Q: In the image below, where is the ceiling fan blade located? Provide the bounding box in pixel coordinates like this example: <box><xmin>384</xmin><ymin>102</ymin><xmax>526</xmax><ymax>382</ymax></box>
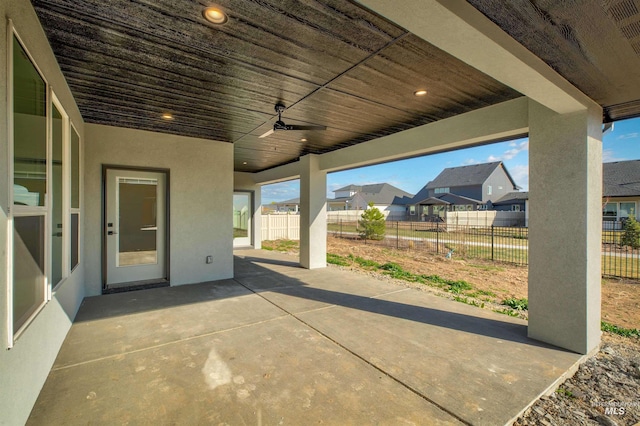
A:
<box><xmin>286</xmin><ymin>125</ymin><xmax>327</xmax><ymax>131</ymax></box>
<box><xmin>259</xmin><ymin>128</ymin><xmax>275</xmax><ymax>138</ymax></box>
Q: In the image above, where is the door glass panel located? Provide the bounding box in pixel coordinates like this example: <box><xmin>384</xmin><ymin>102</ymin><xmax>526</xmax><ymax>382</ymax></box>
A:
<box><xmin>13</xmin><ymin>216</ymin><xmax>46</xmax><ymax>333</ymax></box>
<box><xmin>13</xmin><ymin>36</ymin><xmax>47</xmax><ymax>207</ymax></box>
<box><xmin>71</xmin><ymin>213</ymin><xmax>79</xmax><ymax>271</ymax></box>
<box><xmin>71</xmin><ymin>127</ymin><xmax>80</xmax><ymax>208</ymax></box>
<box><xmin>233</xmin><ymin>193</ymin><xmax>250</xmax><ymax>240</ymax></box>
<box><xmin>118</xmin><ymin>178</ymin><xmax>158</xmax><ymax>266</ymax></box>
<box><xmin>52</xmin><ymin>104</ymin><xmax>63</xmax><ymax>286</ymax></box>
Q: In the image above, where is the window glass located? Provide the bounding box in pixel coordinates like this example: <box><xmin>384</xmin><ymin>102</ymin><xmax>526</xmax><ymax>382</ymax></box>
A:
<box><xmin>603</xmin><ymin>202</ymin><xmax>617</xmax><ymax>221</ymax></box>
<box><xmin>487</xmin><ymin>185</ymin><xmax>492</xmax><ymax>195</ymax></box>
<box><xmin>409</xmin><ymin>205</ymin><xmax>416</xmax><ymax>215</ymax></box>
<box><xmin>13</xmin><ymin>37</ymin><xmax>47</xmax><ymax>207</ymax></box>
<box><xmin>13</xmin><ymin>216</ymin><xmax>46</xmax><ymax>333</ymax></box>
<box><xmin>118</xmin><ymin>179</ymin><xmax>158</xmax><ymax>266</ymax></box>
<box><xmin>620</xmin><ymin>202</ymin><xmax>636</xmax><ymax>219</ymax></box>
<box><xmin>233</xmin><ymin>193</ymin><xmax>250</xmax><ymax>239</ymax></box>
<box><xmin>71</xmin><ymin>127</ymin><xmax>80</xmax><ymax>208</ymax></box>
<box><xmin>71</xmin><ymin>214</ymin><xmax>79</xmax><ymax>271</ymax></box>
<box><xmin>52</xmin><ymin>104</ymin><xmax>64</xmax><ymax>286</ymax></box>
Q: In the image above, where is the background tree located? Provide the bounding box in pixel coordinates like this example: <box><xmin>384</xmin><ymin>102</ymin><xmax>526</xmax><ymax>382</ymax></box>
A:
<box><xmin>620</xmin><ymin>216</ymin><xmax>640</xmax><ymax>249</ymax></box>
<box><xmin>359</xmin><ymin>202</ymin><xmax>386</xmax><ymax>241</ymax></box>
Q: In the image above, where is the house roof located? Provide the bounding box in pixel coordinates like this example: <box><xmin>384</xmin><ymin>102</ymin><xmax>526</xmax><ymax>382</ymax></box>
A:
<box><xmin>426</xmin><ymin>162</ymin><xmax>518</xmax><ymax>190</ymax></box>
<box><xmin>31</xmin><ymin>1</ymin><xmax>640</xmax><ymax>173</ymax></box>
<box><xmin>603</xmin><ymin>160</ymin><xmax>640</xmax><ymax>197</ymax></box>
<box><xmin>333</xmin><ymin>184</ymin><xmax>361</xmax><ymax>192</ymax></box>
<box><xmin>412</xmin><ymin>193</ymin><xmax>482</xmax><ymax>206</ymax></box>
<box><xmin>274</xmin><ymin>197</ymin><xmax>300</xmax><ymax>205</ymax></box>
<box><xmin>493</xmin><ymin>192</ymin><xmax>529</xmax><ymax>205</ymax></box>
<box><xmin>332</xmin><ymin>183</ymin><xmax>413</xmax><ymax>206</ymax></box>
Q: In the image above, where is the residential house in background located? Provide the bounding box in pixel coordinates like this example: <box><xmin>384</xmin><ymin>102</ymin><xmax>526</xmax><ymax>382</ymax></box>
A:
<box><xmin>327</xmin><ymin>183</ymin><xmax>413</xmax><ymax>219</ymax></box>
<box><xmin>603</xmin><ymin>160</ymin><xmax>640</xmax><ymax>227</ymax></box>
<box><xmin>493</xmin><ymin>191</ymin><xmax>529</xmax><ymax>212</ymax></box>
<box><xmin>271</xmin><ymin>197</ymin><xmax>301</xmax><ymax>213</ymax></box>
<box><xmin>405</xmin><ymin>162</ymin><xmax>520</xmax><ymax>220</ymax></box>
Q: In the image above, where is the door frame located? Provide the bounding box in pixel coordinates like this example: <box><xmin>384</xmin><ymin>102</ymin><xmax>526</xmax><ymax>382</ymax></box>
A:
<box><xmin>233</xmin><ymin>190</ymin><xmax>254</xmax><ymax>248</ymax></box>
<box><xmin>101</xmin><ymin>165</ymin><xmax>170</xmax><ymax>292</ymax></box>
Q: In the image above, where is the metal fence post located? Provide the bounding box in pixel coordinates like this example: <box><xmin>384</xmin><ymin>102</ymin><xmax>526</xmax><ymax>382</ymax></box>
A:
<box><xmin>491</xmin><ymin>225</ymin><xmax>495</xmax><ymax>261</ymax></box>
<box><xmin>340</xmin><ymin>219</ymin><xmax>342</xmax><ymax>238</ymax></box>
<box><xmin>396</xmin><ymin>221</ymin><xmax>399</xmax><ymax>249</ymax></box>
<box><xmin>436</xmin><ymin>221</ymin><xmax>439</xmax><ymax>253</ymax></box>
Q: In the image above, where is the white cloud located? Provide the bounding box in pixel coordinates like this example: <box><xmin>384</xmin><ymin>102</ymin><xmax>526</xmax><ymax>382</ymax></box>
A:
<box><xmin>602</xmin><ymin>149</ymin><xmax>625</xmax><ymax>163</ymax></box>
<box><xmin>509</xmin><ymin>164</ymin><xmax>529</xmax><ymax>191</ymax></box>
<box><xmin>617</xmin><ymin>132</ymin><xmax>639</xmax><ymax>140</ymax></box>
<box><xmin>463</xmin><ymin>158</ymin><xmax>479</xmax><ymax>165</ymax></box>
<box><xmin>487</xmin><ymin>140</ymin><xmax>528</xmax><ymax>163</ymax></box>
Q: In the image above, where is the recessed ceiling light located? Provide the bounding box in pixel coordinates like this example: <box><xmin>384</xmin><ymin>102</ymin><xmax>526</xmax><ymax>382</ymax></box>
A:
<box><xmin>242</xmin><ymin>161</ymin><xmax>247</xmax><ymax>165</ymax></box>
<box><xmin>162</xmin><ymin>113</ymin><xmax>174</xmax><ymax>120</ymax></box>
<box><xmin>414</xmin><ymin>89</ymin><xmax>428</xmax><ymax>96</ymax></box>
<box><xmin>300</xmin><ymin>138</ymin><xmax>307</xmax><ymax>142</ymax></box>
<box><xmin>203</xmin><ymin>7</ymin><xmax>228</xmax><ymax>24</ymax></box>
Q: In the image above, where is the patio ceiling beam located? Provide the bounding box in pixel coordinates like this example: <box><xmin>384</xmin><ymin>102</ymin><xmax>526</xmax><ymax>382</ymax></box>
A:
<box><xmin>356</xmin><ymin>0</ymin><xmax>599</xmax><ymax>115</ymax></box>
<box><xmin>251</xmin><ymin>97</ymin><xmax>528</xmax><ymax>183</ymax></box>
<box><xmin>318</xmin><ymin>96</ymin><xmax>528</xmax><ymax>174</ymax></box>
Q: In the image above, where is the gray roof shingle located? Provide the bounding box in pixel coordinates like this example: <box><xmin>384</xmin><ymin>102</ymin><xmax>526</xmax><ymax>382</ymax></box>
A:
<box><xmin>426</xmin><ymin>162</ymin><xmax>507</xmax><ymax>188</ymax></box>
<box><xmin>493</xmin><ymin>191</ymin><xmax>529</xmax><ymax>205</ymax></box>
<box><xmin>603</xmin><ymin>160</ymin><xmax>640</xmax><ymax>197</ymax></box>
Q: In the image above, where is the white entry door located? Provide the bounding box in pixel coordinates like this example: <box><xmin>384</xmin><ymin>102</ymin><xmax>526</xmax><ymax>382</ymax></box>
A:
<box><xmin>106</xmin><ymin>169</ymin><xmax>166</xmax><ymax>285</ymax></box>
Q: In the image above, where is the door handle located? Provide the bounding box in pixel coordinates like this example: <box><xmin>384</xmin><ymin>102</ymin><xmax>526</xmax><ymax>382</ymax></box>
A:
<box><xmin>108</xmin><ymin>231</ymin><xmax>118</xmax><ymax>235</ymax></box>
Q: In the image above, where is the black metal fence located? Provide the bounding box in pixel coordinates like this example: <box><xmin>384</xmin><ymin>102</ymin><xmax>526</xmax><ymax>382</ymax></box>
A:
<box><xmin>602</xmin><ymin>221</ymin><xmax>639</xmax><ymax>280</ymax></box>
<box><xmin>327</xmin><ymin>220</ymin><xmax>639</xmax><ymax>280</ymax></box>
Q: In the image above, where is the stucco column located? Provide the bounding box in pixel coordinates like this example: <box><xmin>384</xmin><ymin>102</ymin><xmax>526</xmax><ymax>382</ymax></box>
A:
<box><xmin>300</xmin><ymin>154</ymin><xmax>327</xmax><ymax>269</ymax></box>
<box><xmin>528</xmin><ymin>100</ymin><xmax>602</xmax><ymax>354</ymax></box>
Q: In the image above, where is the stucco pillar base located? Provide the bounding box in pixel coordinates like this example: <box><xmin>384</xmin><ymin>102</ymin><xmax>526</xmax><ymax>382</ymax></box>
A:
<box><xmin>300</xmin><ymin>155</ymin><xmax>327</xmax><ymax>269</ymax></box>
<box><xmin>528</xmin><ymin>100</ymin><xmax>602</xmax><ymax>355</ymax></box>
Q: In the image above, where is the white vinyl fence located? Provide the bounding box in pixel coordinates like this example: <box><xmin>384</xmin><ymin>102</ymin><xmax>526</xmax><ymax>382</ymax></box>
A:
<box><xmin>261</xmin><ymin>214</ymin><xmax>300</xmax><ymax>240</ymax></box>
<box><xmin>445</xmin><ymin>211</ymin><xmax>525</xmax><ymax>227</ymax></box>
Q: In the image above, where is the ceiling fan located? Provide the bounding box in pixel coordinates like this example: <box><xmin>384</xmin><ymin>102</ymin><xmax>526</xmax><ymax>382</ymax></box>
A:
<box><xmin>259</xmin><ymin>103</ymin><xmax>327</xmax><ymax>138</ymax></box>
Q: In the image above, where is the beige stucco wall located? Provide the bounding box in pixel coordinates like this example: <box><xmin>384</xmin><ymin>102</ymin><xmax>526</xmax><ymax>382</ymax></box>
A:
<box><xmin>84</xmin><ymin>124</ymin><xmax>234</xmax><ymax>295</ymax></box>
<box><xmin>1</xmin><ymin>0</ymin><xmax>86</xmax><ymax>424</ymax></box>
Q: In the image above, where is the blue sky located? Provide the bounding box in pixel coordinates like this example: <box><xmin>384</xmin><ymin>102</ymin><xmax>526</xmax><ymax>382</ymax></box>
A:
<box><xmin>261</xmin><ymin>117</ymin><xmax>640</xmax><ymax>204</ymax></box>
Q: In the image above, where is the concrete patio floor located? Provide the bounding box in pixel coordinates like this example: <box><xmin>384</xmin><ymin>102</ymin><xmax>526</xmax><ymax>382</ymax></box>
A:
<box><xmin>28</xmin><ymin>249</ymin><xmax>586</xmax><ymax>425</ymax></box>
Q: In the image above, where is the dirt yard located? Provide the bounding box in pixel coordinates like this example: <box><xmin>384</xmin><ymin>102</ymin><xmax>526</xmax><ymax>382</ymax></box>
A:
<box><xmin>264</xmin><ymin>236</ymin><xmax>640</xmax><ymax>330</ymax></box>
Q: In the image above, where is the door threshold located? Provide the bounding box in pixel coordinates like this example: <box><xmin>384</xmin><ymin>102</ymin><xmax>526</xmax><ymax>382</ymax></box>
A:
<box><xmin>103</xmin><ymin>279</ymin><xmax>169</xmax><ymax>294</ymax></box>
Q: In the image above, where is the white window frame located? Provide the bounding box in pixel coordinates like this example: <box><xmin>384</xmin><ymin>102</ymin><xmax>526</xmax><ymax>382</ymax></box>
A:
<box><xmin>69</xmin><ymin>122</ymin><xmax>82</xmax><ymax>273</ymax></box>
<box><xmin>51</xmin><ymin>93</ymin><xmax>70</xmax><ymax>291</ymax></box>
<box><xmin>6</xmin><ymin>24</ymin><xmax>80</xmax><ymax>347</ymax></box>
<box><xmin>7</xmin><ymin>24</ymin><xmax>52</xmax><ymax>345</ymax></box>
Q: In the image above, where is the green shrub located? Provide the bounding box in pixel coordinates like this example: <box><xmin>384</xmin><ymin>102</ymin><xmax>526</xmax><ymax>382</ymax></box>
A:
<box><xmin>380</xmin><ymin>262</ymin><xmax>423</xmax><ymax>282</ymax></box>
<box><xmin>620</xmin><ymin>216</ymin><xmax>640</xmax><ymax>249</ymax></box>
<box><xmin>353</xmin><ymin>256</ymin><xmax>381</xmax><ymax>268</ymax></box>
<box><xmin>359</xmin><ymin>203</ymin><xmax>386</xmax><ymax>240</ymax></box>
<box><xmin>327</xmin><ymin>253</ymin><xmax>350</xmax><ymax>266</ymax></box>
<box><xmin>601</xmin><ymin>321</ymin><xmax>640</xmax><ymax>338</ymax></box>
<box><xmin>501</xmin><ymin>297</ymin><xmax>528</xmax><ymax>310</ymax></box>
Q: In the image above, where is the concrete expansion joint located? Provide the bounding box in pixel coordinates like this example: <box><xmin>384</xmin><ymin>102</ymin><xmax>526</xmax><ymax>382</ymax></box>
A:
<box><xmin>51</xmin><ymin>315</ymin><xmax>289</xmax><ymax>372</ymax></box>
<box><xmin>370</xmin><ymin>288</ymin><xmax>411</xmax><ymax>299</ymax></box>
<box><xmin>232</xmin><ymin>279</ymin><xmax>473</xmax><ymax>426</ymax></box>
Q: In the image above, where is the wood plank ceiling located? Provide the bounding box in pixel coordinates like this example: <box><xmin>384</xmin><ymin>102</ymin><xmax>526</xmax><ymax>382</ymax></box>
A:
<box><xmin>31</xmin><ymin>0</ymin><xmax>640</xmax><ymax>173</ymax></box>
<box><xmin>467</xmin><ymin>0</ymin><xmax>640</xmax><ymax>122</ymax></box>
